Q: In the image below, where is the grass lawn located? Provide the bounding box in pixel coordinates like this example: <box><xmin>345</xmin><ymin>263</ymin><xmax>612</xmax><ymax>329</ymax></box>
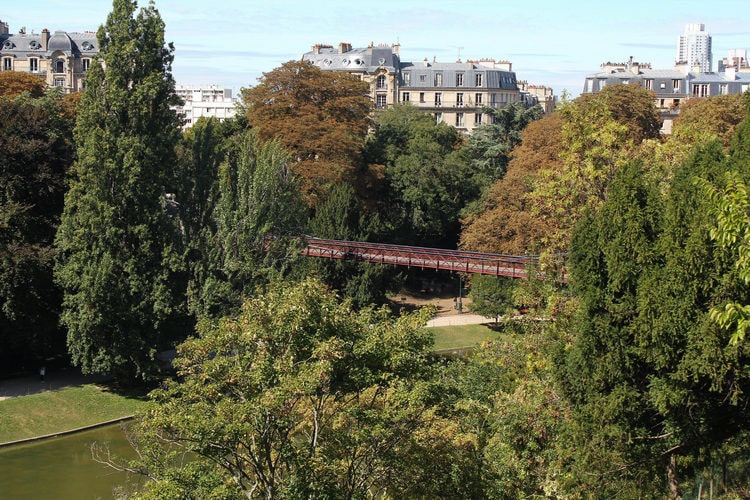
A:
<box><xmin>0</xmin><ymin>384</ymin><xmax>147</xmax><ymax>444</ymax></box>
<box><xmin>428</xmin><ymin>323</ymin><xmax>504</xmax><ymax>350</ymax></box>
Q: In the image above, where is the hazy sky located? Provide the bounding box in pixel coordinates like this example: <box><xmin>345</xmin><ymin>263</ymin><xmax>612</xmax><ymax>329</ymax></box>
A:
<box><xmin>3</xmin><ymin>0</ymin><xmax>749</xmax><ymax>97</ymax></box>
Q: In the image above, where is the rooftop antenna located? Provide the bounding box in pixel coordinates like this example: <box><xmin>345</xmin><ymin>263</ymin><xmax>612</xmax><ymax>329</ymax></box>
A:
<box><xmin>456</xmin><ymin>46</ymin><xmax>464</xmax><ymax>62</ymax></box>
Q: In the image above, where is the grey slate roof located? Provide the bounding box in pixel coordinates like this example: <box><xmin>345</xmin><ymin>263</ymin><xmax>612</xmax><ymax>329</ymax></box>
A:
<box><xmin>0</xmin><ymin>30</ymin><xmax>97</xmax><ymax>59</ymax></box>
<box><xmin>302</xmin><ymin>45</ymin><xmax>399</xmax><ymax>73</ymax></box>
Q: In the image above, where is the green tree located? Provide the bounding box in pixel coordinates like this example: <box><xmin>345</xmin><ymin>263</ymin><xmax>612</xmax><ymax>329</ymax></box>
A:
<box><xmin>0</xmin><ymin>92</ymin><xmax>73</xmax><ymax>373</ymax></box>
<box><xmin>464</xmin><ymin>102</ymin><xmax>544</xmax><ymax>182</ymax></box>
<box><xmin>196</xmin><ymin>130</ymin><xmax>306</xmax><ymax>317</ymax></box>
<box><xmin>54</xmin><ymin>0</ymin><xmax>183</xmax><ymax>381</ymax></box>
<box><xmin>364</xmin><ymin>104</ymin><xmax>479</xmax><ymax>248</ymax></box>
<box><xmin>242</xmin><ymin>61</ymin><xmax>372</xmax><ymax>207</ymax></box>
<box><xmin>121</xmin><ymin>278</ymin><xmax>438</xmax><ymax>498</ymax></box>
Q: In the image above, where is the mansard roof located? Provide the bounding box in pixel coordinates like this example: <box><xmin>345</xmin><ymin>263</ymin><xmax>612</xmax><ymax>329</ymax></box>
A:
<box><xmin>0</xmin><ymin>29</ymin><xmax>97</xmax><ymax>59</ymax></box>
<box><xmin>302</xmin><ymin>44</ymin><xmax>399</xmax><ymax>73</ymax></box>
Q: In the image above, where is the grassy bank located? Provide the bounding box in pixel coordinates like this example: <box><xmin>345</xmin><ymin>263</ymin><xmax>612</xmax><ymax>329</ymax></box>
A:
<box><xmin>428</xmin><ymin>323</ymin><xmax>503</xmax><ymax>350</ymax></box>
<box><xmin>0</xmin><ymin>384</ymin><xmax>147</xmax><ymax>443</ymax></box>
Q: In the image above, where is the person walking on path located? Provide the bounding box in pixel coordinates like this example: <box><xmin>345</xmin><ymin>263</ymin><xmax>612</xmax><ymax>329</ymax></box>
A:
<box><xmin>39</xmin><ymin>366</ymin><xmax>46</xmax><ymax>382</ymax></box>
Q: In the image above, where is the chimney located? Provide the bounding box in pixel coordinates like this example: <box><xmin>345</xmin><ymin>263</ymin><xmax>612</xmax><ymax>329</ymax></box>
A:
<box><xmin>42</xmin><ymin>29</ymin><xmax>50</xmax><ymax>51</ymax></box>
<box><xmin>338</xmin><ymin>42</ymin><xmax>351</xmax><ymax>54</ymax></box>
<box><xmin>392</xmin><ymin>42</ymin><xmax>400</xmax><ymax>56</ymax></box>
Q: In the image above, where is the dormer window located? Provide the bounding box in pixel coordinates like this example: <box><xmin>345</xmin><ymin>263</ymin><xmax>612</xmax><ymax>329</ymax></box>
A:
<box><xmin>2</xmin><ymin>40</ymin><xmax>14</xmax><ymax>50</ymax></box>
<box><xmin>81</xmin><ymin>41</ymin><xmax>94</xmax><ymax>51</ymax></box>
<box><xmin>29</xmin><ymin>40</ymin><xmax>41</xmax><ymax>50</ymax></box>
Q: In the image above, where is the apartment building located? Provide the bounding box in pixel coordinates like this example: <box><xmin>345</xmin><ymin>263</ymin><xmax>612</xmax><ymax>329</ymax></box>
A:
<box><xmin>302</xmin><ymin>42</ymin><xmax>554</xmax><ymax>133</ymax></box>
<box><xmin>173</xmin><ymin>85</ymin><xmax>238</xmax><ymax>129</ymax></box>
<box><xmin>678</xmin><ymin>23</ymin><xmax>712</xmax><ymax>73</ymax></box>
<box><xmin>0</xmin><ymin>20</ymin><xmax>98</xmax><ymax>93</ymax></box>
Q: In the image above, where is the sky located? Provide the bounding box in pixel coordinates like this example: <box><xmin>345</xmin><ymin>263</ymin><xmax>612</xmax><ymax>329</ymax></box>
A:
<box><xmin>3</xmin><ymin>0</ymin><xmax>750</xmax><ymax>98</ymax></box>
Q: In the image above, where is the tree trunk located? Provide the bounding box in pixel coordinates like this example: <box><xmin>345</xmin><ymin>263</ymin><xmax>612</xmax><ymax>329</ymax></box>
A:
<box><xmin>668</xmin><ymin>453</ymin><xmax>682</xmax><ymax>499</ymax></box>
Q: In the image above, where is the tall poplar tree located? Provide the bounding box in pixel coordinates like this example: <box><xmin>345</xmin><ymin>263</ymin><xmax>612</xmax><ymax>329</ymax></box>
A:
<box><xmin>54</xmin><ymin>0</ymin><xmax>182</xmax><ymax>381</ymax></box>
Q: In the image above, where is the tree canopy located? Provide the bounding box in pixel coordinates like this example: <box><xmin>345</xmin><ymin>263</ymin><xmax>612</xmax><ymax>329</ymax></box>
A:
<box><xmin>54</xmin><ymin>0</ymin><xmax>183</xmax><ymax>381</ymax></box>
<box><xmin>242</xmin><ymin>61</ymin><xmax>373</xmax><ymax>207</ymax></box>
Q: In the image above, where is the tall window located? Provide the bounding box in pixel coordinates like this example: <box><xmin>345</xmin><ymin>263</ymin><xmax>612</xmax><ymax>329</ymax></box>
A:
<box><xmin>720</xmin><ymin>83</ymin><xmax>728</xmax><ymax>95</ymax></box>
<box><xmin>456</xmin><ymin>73</ymin><xmax>464</xmax><ymax>86</ymax></box>
<box><xmin>419</xmin><ymin>92</ymin><xmax>425</xmax><ymax>103</ymax></box>
<box><xmin>475</xmin><ymin>93</ymin><xmax>482</xmax><ymax>105</ymax></box>
<box><xmin>644</xmin><ymin>79</ymin><xmax>653</xmax><ymax>90</ymax></box>
<box><xmin>402</xmin><ymin>92</ymin><xmax>410</xmax><ymax>102</ymax></box>
<box><xmin>456</xmin><ymin>93</ymin><xmax>464</xmax><ymax>107</ymax></box>
<box><xmin>434</xmin><ymin>72</ymin><xmax>442</xmax><ymax>87</ymax></box>
<box><xmin>376</xmin><ymin>75</ymin><xmax>387</xmax><ymax>90</ymax></box>
<box><xmin>693</xmin><ymin>84</ymin><xmax>709</xmax><ymax>97</ymax></box>
<box><xmin>376</xmin><ymin>94</ymin><xmax>387</xmax><ymax>108</ymax></box>
<box><xmin>474</xmin><ymin>113</ymin><xmax>482</xmax><ymax>125</ymax></box>
<box><xmin>475</xmin><ymin>73</ymin><xmax>483</xmax><ymax>87</ymax></box>
<box><xmin>29</xmin><ymin>58</ymin><xmax>38</xmax><ymax>72</ymax></box>
<box><xmin>435</xmin><ymin>112</ymin><xmax>442</xmax><ymax>124</ymax></box>
<box><xmin>82</xmin><ymin>58</ymin><xmax>90</xmax><ymax>72</ymax></box>
<box><xmin>435</xmin><ymin>92</ymin><xmax>442</xmax><ymax>106</ymax></box>
<box><xmin>455</xmin><ymin>112</ymin><xmax>464</xmax><ymax>127</ymax></box>
<box><xmin>54</xmin><ymin>60</ymin><xmax>64</xmax><ymax>73</ymax></box>
<box><xmin>403</xmin><ymin>72</ymin><xmax>411</xmax><ymax>86</ymax></box>
<box><xmin>672</xmin><ymin>79</ymin><xmax>681</xmax><ymax>92</ymax></box>
<box><xmin>2</xmin><ymin>57</ymin><xmax>12</xmax><ymax>71</ymax></box>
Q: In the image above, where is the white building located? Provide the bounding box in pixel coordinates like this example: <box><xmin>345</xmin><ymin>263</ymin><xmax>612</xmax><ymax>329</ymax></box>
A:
<box><xmin>173</xmin><ymin>85</ymin><xmax>238</xmax><ymax>129</ymax></box>
<box><xmin>677</xmin><ymin>23</ymin><xmax>712</xmax><ymax>73</ymax></box>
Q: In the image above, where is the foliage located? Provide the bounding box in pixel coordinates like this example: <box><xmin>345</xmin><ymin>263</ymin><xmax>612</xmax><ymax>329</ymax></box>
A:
<box><xmin>364</xmin><ymin>104</ymin><xmax>479</xmax><ymax>248</ymax></box>
<box><xmin>0</xmin><ymin>92</ymin><xmax>73</xmax><ymax>374</ymax></box>
<box><xmin>464</xmin><ymin>102</ymin><xmax>544</xmax><ymax>182</ymax></box>
<box><xmin>467</xmin><ymin>275</ymin><xmax>515</xmax><ymax>322</ymax></box>
<box><xmin>195</xmin><ymin>130</ymin><xmax>307</xmax><ymax>318</ymax></box>
<box><xmin>305</xmin><ymin>182</ymin><xmax>400</xmax><ymax>309</ymax></box>
<box><xmin>125</xmin><ymin>278</ymin><xmax>438</xmax><ymax>498</ymax></box>
<box><xmin>560</xmin><ymin>145</ymin><xmax>750</xmax><ymax>495</ymax></box>
<box><xmin>460</xmin><ymin>113</ymin><xmax>563</xmax><ymax>255</ymax></box>
<box><xmin>0</xmin><ymin>70</ymin><xmax>47</xmax><ymax>98</ymax></box>
<box><xmin>242</xmin><ymin>60</ymin><xmax>372</xmax><ymax>207</ymax></box>
<box><xmin>54</xmin><ymin>0</ymin><xmax>183</xmax><ymax>381</ymax></box>
<box><xmin>529</xmin><ymin>84</ymin><xmax>661</xmax><ymax>257</ymax></box>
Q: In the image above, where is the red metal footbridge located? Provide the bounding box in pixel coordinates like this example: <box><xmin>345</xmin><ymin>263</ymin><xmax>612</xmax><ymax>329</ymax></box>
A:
<box><xmin>301</xmin><ymin>237</ymin><xmax>565</xmax><ymax>281</ymax></box>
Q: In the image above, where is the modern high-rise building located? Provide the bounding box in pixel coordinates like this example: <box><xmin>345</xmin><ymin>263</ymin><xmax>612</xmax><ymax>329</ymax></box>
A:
<box><xmin>677</xmin><ymin>23</ymin><xmax>712</xmax><ymax>73</ymax></box>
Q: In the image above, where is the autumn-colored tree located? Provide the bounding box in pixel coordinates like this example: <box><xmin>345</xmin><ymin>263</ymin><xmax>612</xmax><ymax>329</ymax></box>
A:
<box><xmin>0</xmin><ymin>71</ymin><xmax>47</xmax><ymax>98</ymax></box>
<box><xmin>242</xmin><ymin>61</ymin><xmax>372</xmax><ymax>206</ymax></box>
<box><xmin>460</xmin><ymin>113</ymin><xmax>563</xmax><ymax>255</ymax></box>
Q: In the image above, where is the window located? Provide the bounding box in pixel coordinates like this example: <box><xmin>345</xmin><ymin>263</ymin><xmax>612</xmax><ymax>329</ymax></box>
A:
<box><xmin>456</xmin><ymin>73</ymin><xmax>464</xmax><ymax>86</ymax></box>
<box><xmin>434</xmin><ymin>72</ymin><xmax>442</xmax><ymax>87</ymax></box>
<box><xmin>29</xmin><ymin>58</ymin><xmax>38</xmax><ymax>72</ymax></box>
<box><xmin>435</xmin><ymin>92</ymin><xmax>442</xmax><ymax>106</ymax></box>
<box><xmin>402</xmin><ymin>92</ymin><xmax>410</xmax><ymax>102</ymax></box>
<box><xmin>644</xmin><ymin>79</ymin><xmax>653</xmax><ymax>90</ymax></box>
<box><xmin>720</xmin><ymin>83</ymin><xmax>728</xmax><ymax>95</ymax></box>
<box><xmin>456</xmin><ymin>93</ymin><xmax>464</xmax><ymax>107</ymax></box>
<box><xmin>403</xmin><ymin>72</ymin><xmax>411</xmax><ymax>86</ymax></box>
<box><xmin>82</xmin><ymin>58</ymin><xmax>90</xmax><ymax>72</ymax></box>
<box><xmin>693</xmin><ymin>84</ymin><xmax>709</xmax><ymax>97</ymax></box>
<box><xmin>435</xmin><ymin>112</ymin><xmax>442</xmax><ymax>124</ymax></box>
<box><xmin>475</xmin><ymin>73</ymin><xmax>483</xmax><ymax>87</ymax></box>
<box><xmin>2</xmin><ymin>57</ymin><xmax>12</xmax><ymax>71</ymax></box>
<box><xmin>474</xmin><ymin>113</ymin><xmax>482</xmax><ymax>125</ymax></box>
<box><xmin>672</xmin><ymin>79</ymin><xmax>681</xmax><ymax>92</ymax></box>
<box><xmin>376</xmin><ymin>75</ymin><xmax>387</xmax><ymax>90</ymax></box>
<box><xmin>376</xmin><ymin>94</ymin><xmax>387</xmax><ymax>108</ymax></box>
<box><xmin>419</xmin><ymin>74</ymin><xmax>426</xmax><ymax>83</ymax></box>
<box><xmin>455</xmin><ymin>112</ymin><xmax>464</xmax><ymax>127</ymax></box>
<box><xmin>419</xmin><ymin>92</ymin><xmax>425</xmax><ymax>103</ymax></box>
<box><xmin>475</xmin><ymin>93</ymin><xmax>482</xmax><ymax>105</ymax></box>
<box><xmin>54</xmin><ymin>60</ymin><xmax>64</xmax><ymax>73</ymax></box>
<box><xmin>54</xmin><ymin>77</ymin><xmax>65</xmax><ymax>87</ymax></box>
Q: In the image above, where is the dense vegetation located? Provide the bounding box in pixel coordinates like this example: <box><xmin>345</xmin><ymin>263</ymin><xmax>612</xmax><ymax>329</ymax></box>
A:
<box><xmin>1</xmin><ymin>0</ymin><xmax>749</xmax><ymax>496</ymax></box>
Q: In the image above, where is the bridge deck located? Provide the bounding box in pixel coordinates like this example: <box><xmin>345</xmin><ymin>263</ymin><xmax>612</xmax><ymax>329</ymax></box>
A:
<box><xmin>301</xmin><ymin>237</ymin><xmax>554</xmax><ymax>279</ymax></box>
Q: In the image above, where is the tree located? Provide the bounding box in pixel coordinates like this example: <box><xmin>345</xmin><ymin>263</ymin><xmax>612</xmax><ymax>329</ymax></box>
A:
<box><xmin>195</xmin><ymin>130</ymin><xmax>307</xmax><ymax>318</ymax></box>
<box><xmin>460</xmin><ymin>113</ymin><xmax>563</xmax><ymax>255</ymax></box>
<box><xmin>364</xmin><ymin>104</ymin><xmax>479</xmax><ymax>248</ymax></box>
<box><xmin>120</xmin><ymin>278</ymin><xmax>438</xmax><ymax>498</ymax></box>
<box><xmin>464</xmin><ymin>102</ymin><xmax>544</xmax><ymax>183</ymax></box>
<box><xmin>54</xmin><ymin>0</ymin><xmax>183</xmax><ymax>381</ymax></box>
<box><xmin>0</xmin><ymin>71</ymin><xmax>47</xmax><ymax>98</ymax></box>
<box><xmin>242</xmin><ymin>61</ymin><xmax>372</xmax><ymax>206</ymax></box>
<box><xmin>528</xmin><ymin>84</ymin><xmax>661</xmax><ymax>257</ymax></box>
<box><xmin>0</xmin><ymin>92</ymin><xmax>73</xmax><ymax>374</ymax></box>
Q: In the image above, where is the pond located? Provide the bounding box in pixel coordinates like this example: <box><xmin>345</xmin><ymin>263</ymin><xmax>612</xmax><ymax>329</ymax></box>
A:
<box><xmin>0</xmin><ymin>424</ymin><xmax>145</xmax><ymax>499</ymax></box>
